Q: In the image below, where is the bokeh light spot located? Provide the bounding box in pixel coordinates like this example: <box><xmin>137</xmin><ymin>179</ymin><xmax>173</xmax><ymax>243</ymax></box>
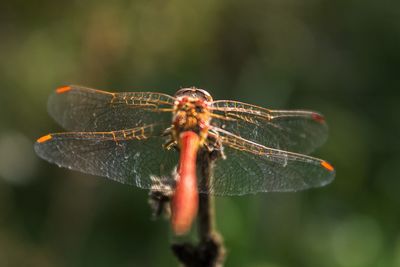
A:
<box><xmin>0</xmin><ymin>131</ymin><xmax>38</xmax><ymax>185</ymax></box>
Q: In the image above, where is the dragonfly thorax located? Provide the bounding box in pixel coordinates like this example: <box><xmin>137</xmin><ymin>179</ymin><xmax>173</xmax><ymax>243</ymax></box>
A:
<box><xmin>172</xmin><ymin>93</ymin><xmax>212</xmax><ymax>147</ymax></box>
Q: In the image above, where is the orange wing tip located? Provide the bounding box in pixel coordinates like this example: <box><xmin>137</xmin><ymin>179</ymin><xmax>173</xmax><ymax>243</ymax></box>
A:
<box><xmin>321</xmin><ymin>160</ymin><xmax>334</xmax><ymax>172</ymax></box>
<box><xmin>37</xmin><ymin>134</ymin><xmax>52</xmax><ymax>143</ymax></box>
<box><xmin>311</xmin><ymin>113</ymin><xmax>325</xmax><ymax>123</ymax></box>
<box><xmin>56</xmin><ymin>86</ymin><xmax>72</xmax><ymax>94</ymax></box>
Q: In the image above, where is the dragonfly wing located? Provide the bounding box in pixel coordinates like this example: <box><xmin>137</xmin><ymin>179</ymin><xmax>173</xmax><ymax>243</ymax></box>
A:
<box><xmin>210</xmin><ymin>100</ymin><xmax>328</xmax><ymax>154</ymax></box>
<box><xmin>34</xmin><ymin>123</ymin><xmax>179</xmax><ymax>190</ymax></box>
<box><xmin>48</xmin><ymin>85</ymin><xmax>175</xmax><ymax>131</ymax></box>
<box><xmin>199</xmin><ymin>128</ymin><xmax>335</xmax><ymax>196</ymax></box>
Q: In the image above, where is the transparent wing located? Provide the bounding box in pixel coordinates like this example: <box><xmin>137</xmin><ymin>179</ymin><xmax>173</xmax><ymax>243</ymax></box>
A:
<box><xmin>210</xmin><ymin>100</ymin><xmax>328</xmax><ymax>154</ymax></box>
<box><xmin>34</xmin><ymin>123</ymin><xmax>178</xmax><ymax>189</ymax></box>
<box><xmin>198</xmin><ymin>128</ymin><xmax>335</xmax><ymax>196</ymax></box>
<box><xmin>48</xmin><ymin>85</ymin><xmax>175</xmax><ymax>131</ymax></box>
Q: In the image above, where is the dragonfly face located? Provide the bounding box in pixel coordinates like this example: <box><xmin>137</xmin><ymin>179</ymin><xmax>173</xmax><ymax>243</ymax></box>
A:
<box><xmin>35</xmin><ymin>85</ymin><xmax>336</xmax><ymax>235</ymax></box>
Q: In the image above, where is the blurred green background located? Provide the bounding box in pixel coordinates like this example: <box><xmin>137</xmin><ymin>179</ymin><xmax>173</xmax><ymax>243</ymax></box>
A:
<box><xmin>1</xmin><ymin>0</ymin><xmax>399</xmax><ymax>266</ymax></box>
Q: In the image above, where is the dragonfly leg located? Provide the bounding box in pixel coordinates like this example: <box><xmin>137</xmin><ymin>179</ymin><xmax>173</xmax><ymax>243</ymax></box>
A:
<box><xmin>163</xmin><ymin>139</ymin><xmax>178</xmax><ymax>150</ymax></box>
<box><xmin>204</xmin><ymin>130</ymin><xmax>226</xmax><ymax>160</ymax></box>
<box><xmin>162</xmin><ymin>126</ymin><xmax>174</xmax><ymax>136</ymax></box>
<box><xmin>148</xmin><ymin>191</ymin><xmax>171</xmax><ymax>219</ymax></box>
<box><xmin>162</xmin><ymin>127</ymin><xmax>178</xmax><ymax>150</ymax></box>
<box><xmin>148</xmin><ymin>172</ymin><xmax>177</xmax><ymax>219</ymax></box>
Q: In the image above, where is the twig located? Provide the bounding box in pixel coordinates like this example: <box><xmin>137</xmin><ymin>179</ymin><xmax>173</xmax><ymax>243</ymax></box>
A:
<box><xmin>171</xmin><ymin>149</ymin><xmax>225</xmax><ymax>267</ymax></box>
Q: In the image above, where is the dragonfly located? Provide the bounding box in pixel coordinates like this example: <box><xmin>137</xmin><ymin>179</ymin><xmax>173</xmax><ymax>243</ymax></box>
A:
<box><xmin>35</xmin><ymin>85</ymin><xmax>335</xmax><ymax>235</ymax></box>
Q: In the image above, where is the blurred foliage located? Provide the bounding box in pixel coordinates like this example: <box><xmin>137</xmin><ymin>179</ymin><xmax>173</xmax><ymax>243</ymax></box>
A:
<box><xmin>0</xmin><ymin>0</ymin><xmax>399</xmax><ymax>266</ymax></box>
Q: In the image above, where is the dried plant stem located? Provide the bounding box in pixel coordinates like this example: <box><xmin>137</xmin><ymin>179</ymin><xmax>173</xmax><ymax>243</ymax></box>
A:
<box><xmin>171</xmin><ymin>150</ymin><xmax>225</xmax><ymax>267</ymax></box>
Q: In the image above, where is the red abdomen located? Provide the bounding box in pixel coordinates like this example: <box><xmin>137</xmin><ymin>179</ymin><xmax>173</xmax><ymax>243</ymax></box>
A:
<box><xmin>171</xmin><ymin>131</ymin><xmax>199</xmax><ymax>235</ymax></box>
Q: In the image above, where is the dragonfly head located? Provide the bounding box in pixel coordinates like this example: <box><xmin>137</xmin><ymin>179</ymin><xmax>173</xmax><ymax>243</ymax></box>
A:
<box><xmin>172</xmin><ymin>88</ymin><xmax>212</xmax><ymax>147</ymax></box>
<box><xmin>174</xmin><ymin>87</ymin><xmax>213</xmax><ymax>102</ymax></box>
